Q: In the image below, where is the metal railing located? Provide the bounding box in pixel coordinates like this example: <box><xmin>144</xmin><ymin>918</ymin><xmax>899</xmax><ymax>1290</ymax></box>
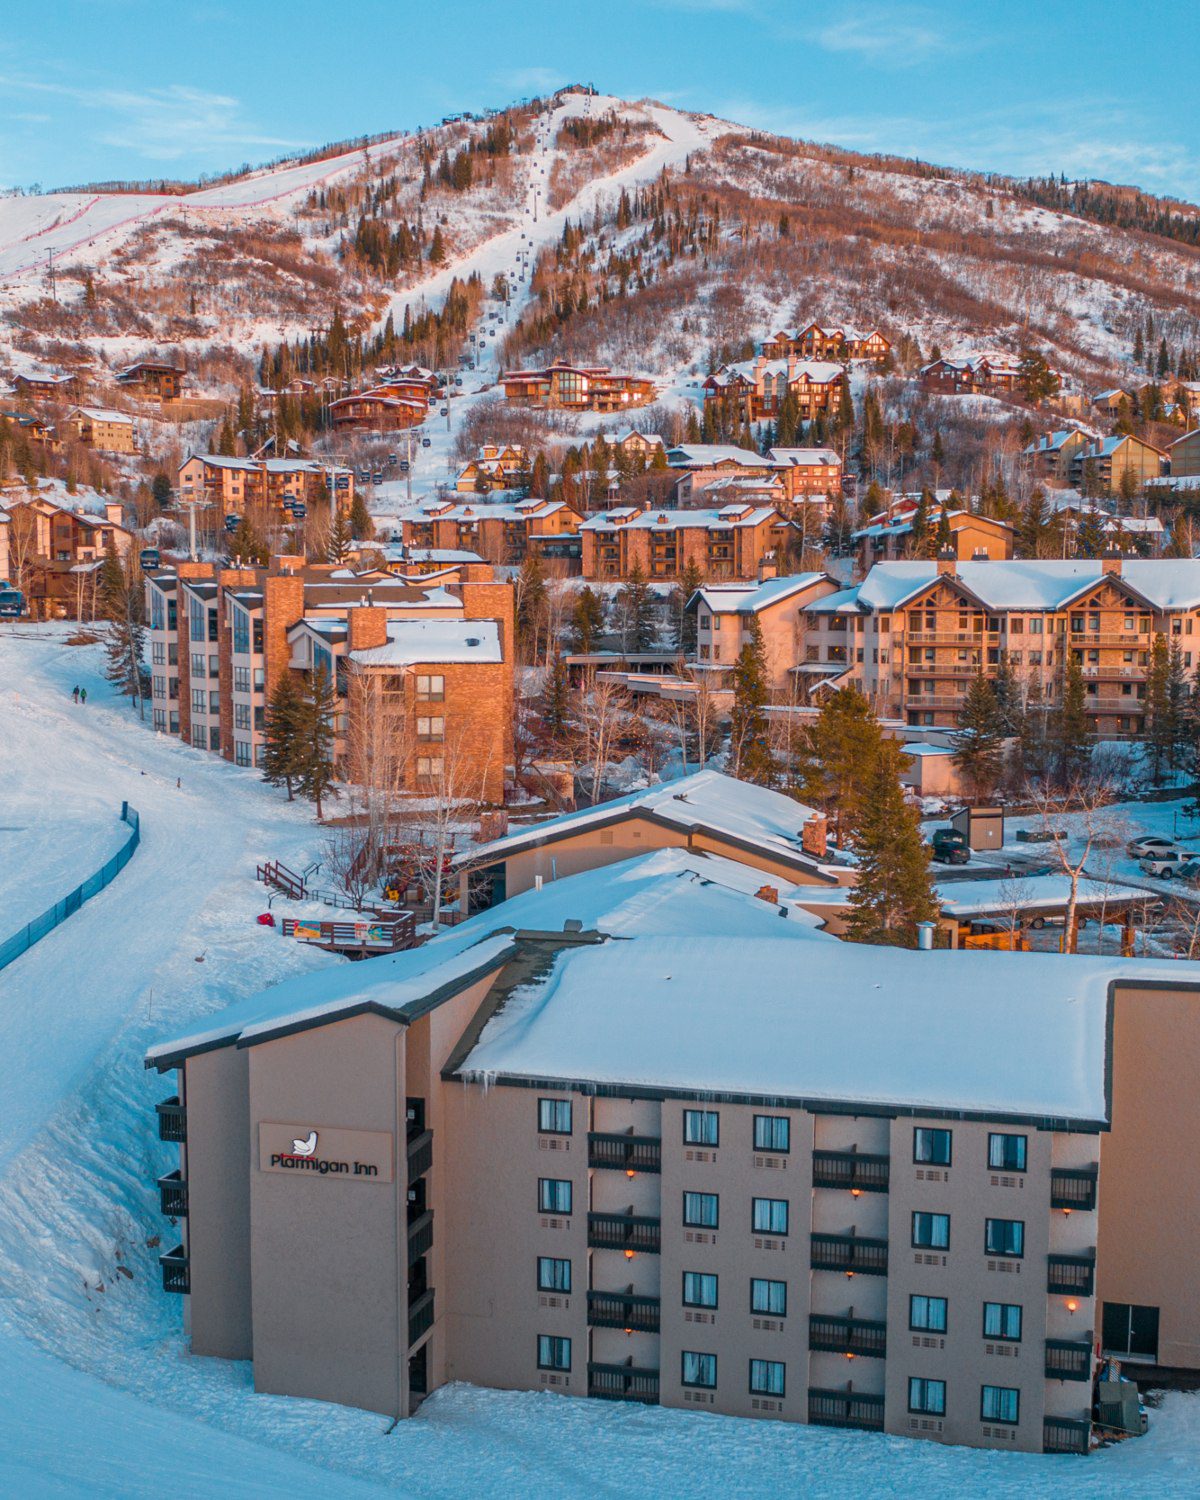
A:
<box><xmin>0</xmin><ymin>803</ymin><xmax>139</xmax><ymax>973</ymax></box>
<box><xmin>1045</xmin><ymin>1339</ymin><xmax>1093</xmax><ymax>1381</ymax></box>
<box><xmin>587</xmin><ymin>1362</ymin><xmax>660</xmax><ymax>1403</ymax></box>
<box><xmin>407</xmin><ymin>1129</ymin><xmax>433</xmax><ymax>1181</ymax></box>
<box><xmin>1048</xmin><ymin>1253</ymin><xmax>1095</xmax><ymax>1296</ymax></box>
<box><xmin>160</xmin><ymin>1245</ymin><xmax>189</xmax><ymax>1294</ymax></box>
<box><xmin>587</xmin><ymin>1291</ymin><xmax>661</xmax><ymax>1332</ymax></box>
<box><xmin>808</xmin><ymin>1388</ymin><xmax>885</xmax><ymax>1430</ymax></box>
<box><xmin>811</xmin><ymin>1234</ymin><xmax>889</xmax><ymax>1276</ymax></box>
<box><xmin>812</xmin><ymin>1150</ymin><xmax>890</xmax><ymax>1193</ymax></box>
<box><xmin>408</xmin><ymin>1288</ymin><xmax>434</xmax><ymax>1347</ymax></box>
<box><xmin>1043</xmin><ymin>1415</ymin><xmax>1091</xmax><ymax>1454</ymax></box>
<box><xmin>809</xmin><ymin>1316</ymin><xmax>887</xmax><ymax>1357</ymax></box>
<box><xmin>588</xmin><ymin>1132</ymin><xmax>662</xmax><ymax>1174</ymax></box>
<box><xmin>408</xmin><ymin>1210</ymin><xmax>433</xmax><ymax>1267</ymax></box>
<box><xmin>587</xmin><ymin>1212</ymin><xmax>661</xmax><ymax>1254</ymax></box>
<box><xmin>157</xmin><ymin>1170</ymin><xmax>188</xmax><ymax>1218</ymax></box>
<box><xmin>156</xmin><ymin>1096</ymin><xmax>187</xmax><ymax>1143</ymax></box>
<box><xmin>1051</xmin><ymin>1167</ymin><xmax>1098</xmax><ymax>1212</ymax></box>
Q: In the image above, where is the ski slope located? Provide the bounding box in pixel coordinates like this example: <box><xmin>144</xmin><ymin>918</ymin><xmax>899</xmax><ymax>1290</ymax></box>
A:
<box><xmin>0</xmin><ymin>625</ymin><xmax>1198</xmax><ymax>1496</ymax></box>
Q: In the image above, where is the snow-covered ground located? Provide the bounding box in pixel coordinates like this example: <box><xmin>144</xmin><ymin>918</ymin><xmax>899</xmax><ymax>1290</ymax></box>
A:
<box><xmin>1</xmin><ymin>623</ymin><xmax>1199</xmax><ymax>1495</ymax></box>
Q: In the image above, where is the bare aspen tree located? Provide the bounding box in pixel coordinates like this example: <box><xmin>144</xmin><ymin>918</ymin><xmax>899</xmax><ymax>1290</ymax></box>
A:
<box><xmin>408</xmin><ymin>726</ymin><xmax>494</xmax><ymax>927</ymax></box>
<box><xmin>1025</xmin><ymin>772</ymin><xmax>1121</xmax><ymax>954</ymax></box>
<box><xmin>575</xmin><ymin>672</ymin><xmax>631</xmax><ymax>805</ymax></box>
<box><xmin>343</xmin><ymin>670</ymin><xmax>413</xmax><ymax>882</ymax></box>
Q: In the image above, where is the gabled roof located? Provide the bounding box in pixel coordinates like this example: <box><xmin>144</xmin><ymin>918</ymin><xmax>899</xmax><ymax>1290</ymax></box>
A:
<box><xmin>857</xmin><ymin>559</ymin><xmax>1200</xmax><ymax>612</ymax></box>
<box><xmin>767</xmin><ymin>447</ymin><xmax>841</xmax><ymax>467</ymax></box>
<box><xmin>665</xmin><ymin>444</ymin><xmax>773</xmax><ymax>469</ymax></box>
<box><xmin>580</xmin><ymin>506</ymin><xmax>776</xmax><ymax>532</ymax></box>
<box><xmin>692</xmin><ymin>573</ymin><xmax>830</xmax><ymax>615</ymax></box>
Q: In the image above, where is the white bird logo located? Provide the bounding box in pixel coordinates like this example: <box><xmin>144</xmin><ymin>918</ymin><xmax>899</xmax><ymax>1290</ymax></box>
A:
<box><xmin>291</xmin><ymin>1130</ymin><xmax>318</xmax><ymax>1157</ymax></box>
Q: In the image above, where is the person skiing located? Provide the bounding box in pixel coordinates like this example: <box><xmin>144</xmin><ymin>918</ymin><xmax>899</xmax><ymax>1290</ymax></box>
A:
<box><xmin>79</xmin><ymin>687</ymin><xmax>87</xmax><ymax>704</ymax></box>
<box><xmin>72</xmin><ymin>685</ymin><xmax>80</xmax><ymax>703</ymax></box>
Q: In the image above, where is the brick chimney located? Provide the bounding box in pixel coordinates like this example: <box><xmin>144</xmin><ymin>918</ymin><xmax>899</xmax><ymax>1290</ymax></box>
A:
<box><xmin>262</xmin><ymin>573</ymin><xmax>306</xmax><ymax>695</ymax></box>
<box><xmin>348</xmin><ymin>605</ymin><xmax>389</xmax><ymax>651</ymax></box>
<box><xmin>758</xmin><ymin>555</ymin><xmax>778</xmax><ymax>582</ymax></box>
<box><xmin>936</xmin><ymin>546</ymin><xmax>957</xmax><ymax>576</ymax></box>
<box><xmin>1102</xmin><ymin>547</ymin><xmax>1123</xmax><ymax>576</ymax></box>
<box><xmin>801</xmin><ymin>813</ymin><xmax>828</xmax><ymax>859</ymax></box>
<box><xmin>754</xmin><ymin>884</ymin><xmax>780</xmax><ymax>906</ymax></box>
<box><xmin>104</xmin><ymin>501</ymin><xmax>124</xmax><ymax>525</ymax></box>
<box><xmin>270</xmin><ymin>554</ymin><xmax>304</xmax><ymax>575</ymax></box>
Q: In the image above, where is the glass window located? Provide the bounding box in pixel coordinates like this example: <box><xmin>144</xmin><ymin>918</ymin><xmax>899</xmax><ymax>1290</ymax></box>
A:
<box><xmin>913</xmin><ymin>1127</ymin><xmax>952</xmax><ymax>1165</ymax></box>
<box><xmin>682</xmin><ymin>1272</ymin><xmax>718</xmax><ymax>1308</ymax></box>
<box><xmin>538</xmin><ymin>1178</ymin><xmax>572</xmax><ymax>1215</ymax></box>
<box><xmin>684</xmin><ymin>1110</ymin><xmax>719</xmax><ymax>1146</ymax></box>
<box><xmin>749</xmin><ymin>1359</ymin><xmax>785</xmax><ymax>1397</ymax></box>
<box><xmin>191</xmin><ymin>689</ymin><xmax>206</xmax><ymax>715</ymax></box>
<box><xmin>232</xmin><ymin>609</ymin><xmax>249</xmax><ymax>655</ymax></box>
<box><xmin>417</xmin><ymin>716</ymin><xmax>445</xmax><ymax>740</ymax></box>
<box><xmin>252</xmin><ymin>618</ymin><xmax>263</xmax><ymax>654</ymax></box>
<box><xmin>910</xmin><ymin>1295</ymin><xmax>948</xmax><ymax>1333</ymax></box>
<box><xmin>909</xmin><ymin>1377</ymin><xmax>946</xmax><ymax>1415</ymax></box>
<box><xmin>681</xmin><ymin>1351</ymin><xmax>717</xmax><ymax>1389</ymax></box>
<box><xmin>234</xmin><ymin>740</ymin><xmax>251</xmax><ymax>767</ymax></box>
<box><xmin>753</xmin><ymin>1115</ymin><xmax>790</xmax><ymax>1153</ymax></box>
<box><xmin>981</xmin><ymin>1385</ymin><xmax>1019</xmax><ymax>1425</ymax></box>
<box><xmin>983</xmin><ymin>1303</ymin><xmax>1022</xmax><ymax>1341</ymax></box>
<box><xmin>537</xmin><ymin>1335</ymin><xmax>571</xmax><ymax>1371</ymax></box>
<box><xmin>683</xmin><ymin>1191</ymin><xmax>718</xmax><ymax>1228</ymax></box>
<box><xmin>537</xmin><ymin>1257</ymin><xmax>571</xmax><ymax>1293</ymax></box>
<box><xmin>751</xmin><ymin>1279</ymin><xmax>787</xmax><ymax>1316</ymax></box>
<box><xmin>191</xmin><ymin>652</ymin><xmax>206</xmax><ymax>679</ymax></box>
<box><xmin>417</xmin><ymin>756</ymin><xmax>444</xmax><ymax>778</ymax></box>
<box><xmin>912</xmin><ymin>1212</ymin><xmax>950</xmax><ymax>1250</ymax></box>
<box><xmin>988</xmin><ymin>1134</ymin><xmax>1027</xmax><ymax>1172</ymax></box>
<box><xmin>752</xmin><ymin>1198</ymin><xmax>788</xmax><ymax>1236</ymax></box>
<box><xmin>416</xmin><ymin>674</ymin><xmax>445</xmax><ymax>701</ymax></box>
<box><xmin>234</xmin><ymin>703</ymin><xmax>251</xmax><ymax>730</ymax></box>
<box><xmin>1102</xmin><ymin>1302</ymin><xmax>1160</xmax><ymax>1360</ymax></box>
<box><xmin>234</xmin><ymin>666</ymin><xmax>250</xmax><ymax>693</ymax></box>
<box><xmin>538</xmin><ymin>1098</ymin><xmax>571</xmax><ymax>1135</ymax></box>
<box><xmin>985</xmin><ymin>1219</ymin><xmax>1024</xmax><ymax>1258</ymax></box>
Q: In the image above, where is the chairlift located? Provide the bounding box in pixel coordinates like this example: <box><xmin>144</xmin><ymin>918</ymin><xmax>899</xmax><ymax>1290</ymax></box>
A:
<box><xmin>400</xmin><ymin>460</ymin><xmax>410</xmax><ymax>473</ymax></box>
<box><xmin>291</xmin><ymin>503</ymin><xmax>307</xmax><ymax>519</ymax></box>
<box><xmin>372</xmin><ymin>471</ymin><xmax>384</xmax><ymax>483</ymax></box>
<box><xmin>422</xmin><ymin>437</ymin><xmax>432</xmax><ymax>448</ymax></box>
<box><xmin>224</xmin><ymin>513</ymin><xmax>242</xmax><ymax>533</ymax></box>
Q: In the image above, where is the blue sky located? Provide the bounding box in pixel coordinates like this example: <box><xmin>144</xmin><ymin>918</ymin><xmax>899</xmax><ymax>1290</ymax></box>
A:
<box><xmin>2</xmin><ymin>1</ymin><xmax>1198</xmax><ymax>200</ymax></box>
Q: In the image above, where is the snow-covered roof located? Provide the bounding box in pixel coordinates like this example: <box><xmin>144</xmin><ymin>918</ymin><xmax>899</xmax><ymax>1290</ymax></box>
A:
<box><xmin>938</xmin><ymin>875</ymin><xmax>1157</xmax><ymax>918</ymax></box>
<box><xmin>580</xmin><ymin>506</ymin><xmax>776</xmax><ymax>532</ymax></box>
<box><xmin>452</xmin><ymin>937</ymin><xmax>1155</xmax><ymax>1125</ymax></box>
<box><xmin>70</xmin><ymin>406</ymin><xmax>133</xmax><ymax>425</ymax></box>
<box><xmin>455</xmin><ymin>769</ymin><xmax>828</xmax><ymax>876</ymax></box>
<box><xmin>857</xmin><ymin>559</ymin><xmax>1200</xmax><ymax>613</ymax></box>
<box><xmin>693</xmin><ymin>573</ymin><xmax>828</xmax><ymax>615</ymax></box>
<box><xmin>349</xmin><ymin>619</ymin><xmax>502</xmax><ymax>668</ymax></box>
<box><xmin>665</xmin><ymin>444</ymin><xmax>773</xmax><ymax>469</ymax></box>
<box><xmin>766</xmin><ymin>447</ymin><xmax>841</xmax><ymax>467</ymax></box>
<box><xmin>805</xmin><ymin>586</ymin><xmax>864</xmax><ymax>615</ymax></box>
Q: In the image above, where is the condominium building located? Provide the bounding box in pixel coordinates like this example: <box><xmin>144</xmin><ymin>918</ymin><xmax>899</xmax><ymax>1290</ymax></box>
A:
<box><xmin>703</xmin><ymin>357</ymin><xmax>846</xmax><ymax>424</ymax></box>
<box><xmin>691</xmin><ymin>573</ymin><xmax>840</xmax><ymax>690</ymax></box>
<box><xmin>63</xmin><ymin>406</ymin><xmax>137</xmax><ymax>454</ymax></box>
<box><xmin>397</xmin><ymin>496</ymin><xmax>581</xmax><ymax>566</ymax></box>
<box><xmin>500</xmin><ymin>362</ymin><xmax>656</xmax><ymax>413</ymax></box>
<box><xmin>177</xmin><ymin>453</ymin><xmax>354</xmax><ymax>519</ymax></box>
<box><xmin>580</xmin><ymin>504</ymin><xmax>783</xmax><ymax>583</ymax></box>
<box><xmin>147</xmin><ymin>815</ymin><xmax>1200</xmax><ymax>1453</ymax></box>
<box><xmin>799</xmin><ymin>555</ymin><xmax>1200</xmax><ymax>730</ymax></box>
<box><xmin>761</xmin><ymin>323</ymin><xmax>891</xmax><ymax>364</ymax></box>
<box><xmin>145</xmin><ymin>560</ymin><xmax>513</xmax><ymax>800</ymax></box>
<box><xmin>852</xmin><ymin>500</ymin><xmax>1014</xmax><ymax>571</ymax></box>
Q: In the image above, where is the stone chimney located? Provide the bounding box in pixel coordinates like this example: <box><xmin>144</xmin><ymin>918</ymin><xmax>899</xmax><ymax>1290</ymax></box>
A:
<box><xmin>786</xmin><ymin>352</ymin><xmax>798</xmax><ymax>382</ymax></box>
<box><xmin>347</xmin><ymin>605</ymin><xmax>390</xmax><ymax>652</ymax></box>
<box><xmin>1102</xmin><ymin>547</ymin><xmax>1123</xmax><ymax>576</ymax></box>
<box><xmin>478</xmin><ymin>808</ymin><xmax>509</xmax><ymax>843</ymax></box>
<box><xmin>936</xmin><ymin>546</ymin><xmax>957</xmax><ymax>576</ymax></box>
<box><xmin>801</xmin><ymin>813</ymin><xmax>828</xmax><ymax>859</ymax></box>
<box><xmin>758</xmin><ymin>555</ymin><xmax>778</xmax><ymax>582</ymax></box>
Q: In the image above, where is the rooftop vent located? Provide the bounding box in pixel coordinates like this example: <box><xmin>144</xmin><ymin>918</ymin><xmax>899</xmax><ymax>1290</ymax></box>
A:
<box><xmin>466</xmin><ymin>636</ymin><xmax>480</xmax><ymax>646</ymax></box>
<box><xmin>563</xmin><ymin>919</ymin><xmax>583</xmax><ymax>933</ymax></box>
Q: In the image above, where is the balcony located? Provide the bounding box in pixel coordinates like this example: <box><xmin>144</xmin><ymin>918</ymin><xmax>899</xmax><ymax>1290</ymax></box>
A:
<box><xmin>1045</xmin><ymin>1339</ymin><xmax>1093</xmax><ymax>1381</ymax></box>
<box><xmin>1051</xmin><ymin>1166</ymin><xmax>1098</xmax><ymax>1212</ymax></box>
<box><xmin>157</xmin><ymin>1170</ymin><xmax>188</xmax><ymax>1218</ymax></box>
<box><xmin>408</xmin><ymin>1287</ymin><xmax>434</xmax><ymax>1347</ymax></box>
<box><xmin>407</xmin><ymin>1129</ymin><xmax>433</xmax><ymax>1182</ymax></box>
<box><xmin>587</xmin><ymin>1291</ymin><xmax>661</xmax><ymax>1332</ymax></box>
<box><xmin>809</xmin><ymin>1315</ymin><xmax>887</xmax><ymax>1358</ymax></box>
<box><xmin>812</xmin><ymin>1150</ymin><xmax>890</xmax><ymax>1193</ymax></box>
<box><xmin>1087</xmin><ymin>697</ymin><xmax>1144</xmax><ymax>715</ymax></box>
<box><xmin>160</xmin><ymin>1245</ymin><xmax>189</xmax><ymax>1294</ymax></box>
<box><xmin>588</xmin><ymin>1361</ymin><xmax>660</xmax><ymax>1404</ymax></box>
<box><xmin>155</xmin><ymin>1096</ymin><xmax>187</xmax><ymax>1143</ymax></box>
<box><xmin>810</xmin><ymin>1234</ymin><xmax>889</xmax><ymax>1276</ymax></box>
<box><xmin>1047</xmin><ymin>1252</ymin><xmax>1095</xmax><ymax>1296</ymax></box>
<box><xmin>587</xmin><ymin>1212</ymin><xmax>661</xmax><ymax>1254</ymax></box>
<box><xmin>907</xmin><ymin>631</ymin><xmax>997</xmax><ymax>647</ymax></box>
<box><xmin>408</xmin><ymin>1210</ymin><xmax>434</xmax><ymax>1267</ymax></box>
<box><xmin>1043</xmin><ymin>1415</ymin><xmax>1091</xmax><ymax>1455</ymax></box>
<box><xmin>588</xmin><ymin>1132</ymin><xmax>662</xmax><ymax>1174</ymax></box>
<box><xmin>904</xmin><ymin>693</ymin><xmax>966</xmax><ymax>710</ymax></box>
<box><xmin>808</xmin><ymin>1388</ymin><xmax>885</xmax><ymax>1431</ymax></box>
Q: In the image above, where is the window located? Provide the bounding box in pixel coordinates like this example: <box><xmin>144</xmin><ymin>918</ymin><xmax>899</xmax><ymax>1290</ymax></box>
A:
<box><xmin>752</xmin><ymin>1197</ymin><xmax>788</xmax><ymax>1236</ymax></box>
<box><xmin>910</xmin><ymin>1295</ymin><xmax>948</xmax><ymax>1333</ymax></box>
<box><xmin>683</xmin><ymin>1191</ymin><xmax>718</xmax><ymax>1228</ymax></box>
<box><xmin>912</xmin><ymin>1212</ymin><xmax>950</xmax><ymax>1250</ymax></box>
<box><xmin>1102</xmin><ymin>1302</ymin><xmax>1160</xmax><ymax>1360</ymax></box>
<box><xmin>209</xmin><ymin>727</ymin><xmax>221</xmax><ymax>751</ymax></box>
<box><xmin>232</xmin><ymin>610</ymin><xmax>249</xmax><ymax>655</ymax></box>
<box><xmin>751</xmin><ymin>1278</ymin><xmax>787</xmax><ymax>1316</ymax></box>
<box><xmin>537</xmin><ymin>1335</ymin><xmax>571</xmax><ymax>1371</ymax></box>
<box><xmin>152</xmin><ymin>641</ymin><xmax>165</xmax><ymax>665</ymax></box>
<box><xmin>981</xmin><ymin>1385</ymin><xmax>1019</xmax><ymax>1425</ymax></box>
<box><xmin>913</xmin><ymin>1127</ymin><xmax>952</xmax><ymax>1165</ymax></box>
<box><xmin>538</xmin><ymin>1178</ymin><xmax>572</xmax><ymax>1215</ymax></box>
<box><xmin>234</xmin><ymin>702</ymin><xmax>251</xmax><ymax>730</ymax></box>
<box><xmin>234</xmin><ymin>740</ymin><xmax>252</xmax><ymax>767</ymax></box>
<box><xmin>537</xmin><ymin>1257</ymin><xmax>571</xmax><ymax>1293</ymax></box>
<box><xmin>983</xmin><ymin>1303</ymin><xmax>1022</xmax><ymax>1342</ymax></box>
<box><xmin>191</xmin><ymin>725</ymin><xmax>206</xmax><ymax>749</ymax></box>
<box><xmin>191</xmin><ymin>652</ymin><xmax>206</xmax><ymax>680</ymax></box>
<box><xmin>537</xmin><ymin>1098</ymin><xmax>571</xmax><ymax>1135</ymax></box>
<box><xmin>417</xmin><ymin>756</ymin><xmax>443</xmax><ymax>779</ymax></box>
<box><xmin>988</xmin><ymin>1133</ymin><xmax>1027</xmax><ymax>1172</ymax></box>
<box><xmin>683</xmin><ymin>1272</ymin><xmax>718</xmax><ymax>1308</ymax></box>
<box><xmin>749</xmin><ymin>1359</ymin><xmax>785</xmax><ymax>1397</ymax></box>
<box><xmin>252</xmin><ymin>618</ymin><xmax>263</xmax><ymax>654</ymax></box>
<box><xmin>191</xmin><ymin>689</ymin><xmax>206</xmax><ymax>715</ymax></box>
<box><xmin>209</xmin><ymin>691</ymin><xmax>220</xmax><ymax>714</ymax></box>
<box><xmin>908</xmin><ymin>1377</ymin><xmax>946</xmax><ymax>1416</ymax></box>
<box><xmin>152</xmin><ymin>709</ymin><xmax>166</xmax><ymax>731</ymax></box>
<box><xmin>985</xmin><ymin>1218</ymin><xmax>1024</xmax><ymax>1258</ymax></box>
<box><xmin>681</xmin><ymin>1351</ymin><xmax>717</xmax><ymax>1389</ymax></box>
<box><xmin>417</xmin><ymin>716</ymin><xmax>445</xmax><ymax>741</ymax></box>
<box><xmin>416</xmin><ymin>674</ymin><xmax>445</xmax><ymax>702</ymax></box>
<box><xmin>233</xmin><ymin>665</ymin><xmax>249</xmax><ymax>693</ymax></box>
<box><xmin>753</xmin><ymin>1115</ymin><xmax>790</xmax><ymax>1153</ymax></box>
<box><xmin>683</xmin><ymin>1110</ymin><xmax>719</xmax><ymax>1146</ymax></box>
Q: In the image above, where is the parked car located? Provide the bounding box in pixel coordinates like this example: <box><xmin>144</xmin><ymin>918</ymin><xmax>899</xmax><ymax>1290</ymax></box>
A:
<box><xmin>1139</xmin><ymin>850</ymin><xmax>1200</xmax><ymax>877</ymax></box>
<box><xmin>1128</xmin><ymin>835</ymin><xmax>1176</xmax><ymax>858</ymax></box>
<box><xmin>1175</xmin><ymin>860</ymin><xmax>1200</xmax><ymax>884</ymax></box>
<box><xmin>930</xmin><ymin>828</ymin><xmax>969</xmax><ymax>866</ymax></box>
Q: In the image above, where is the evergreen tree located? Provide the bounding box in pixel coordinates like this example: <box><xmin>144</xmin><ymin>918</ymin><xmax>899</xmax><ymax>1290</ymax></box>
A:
<box><xmin>1157</xmin><ymin>337</ymin><xmax>1171</xmax><ymax>379</ymax></box>
<box><xmin>261</xmin><ymin>672</ymin><xmax>307</xmax><ymax>800</ymax></box>
<box><xmin>1054</xmin><ymin>651</ymin><xmax>1091</xmax><ymax>787</ymax></box>
<box><xmin>327</xmin><ymin>507</ymin><xmax>353</xmax><ymax>563</ymax></box>
<box><xmin>567</xmin><ymin>585</ymin><xmax>605</xmax><ymax>653</ymax></box>
<box><xmin>931</xmin><ymin>429</ymin><xmax>945</xmax><ymax>476</ymax></box>
<box><xmin>541</xmin><ymin>650</ymin><xmax>571</xmax><ymax>740</ymax></box>
<box><xmin>614</xmin><ymin>562</ymin><xmax>656</xmax><ymax>653</ymax></box>
<box><xmin>151</xmin><ymin>472</ymin><xmax>172</xmax><ymax>509</ymax></box>
<box><xmin>1074</xmin><ymin>509</ymin><xmax>1107</xmax><ymax>557</ymax></box>
<box><xmin>668</xmin><ymin>559</ymin><xmax>704</xmax><ymax>654</ymax></box>
<box><xmin>953</xmin><ymin>672</ymin><xmax>1006</xmax><ymax>799</ymax></box>
<box><xmin>429</xmin><ymin>225</ymin><xmax>447</xmax><ymax>264</ymax></box>
<box><xmin>799</xmin><ymin>686</ymin><xmax>883</xmax><ymax>843</ymax></box>
<box><xmin>103</xmin><ymin>596</ymin><xmax>146</xmax><ymax>717</ymax></box>
<box><xmin>516</xmin><ymin>552</ymin><xmax>549</xmax><ymax>660</ymax></box>
<box><xmin>1014</xmin><ymin>678</ymin><xmax>1053</xmax><ymax>787</ymax></box>
<box><xmin>98</xmin><ymin>536</ymin><xmax>126</xmax><ymax>618</ymax></box>
<box><xmin>1017</xmin><ymin>348</ymin><xmax>1060</xmax><ymax>405</ymax></box>
<box><xmin>845</xmin><ymin>748</ymin><xmax>939</xmax><ymax>948</ymax></box>
<box><xmin>729</xmin><ymin>619</ymin><xmax>772</xmax><ymax>784</ymax></box>
<box><xmin>295</xmin><ymin>666</ymin><xmax>337</xmax><ymax>818</ymax></box>
<box><xmin>909</xmin><ymin>490</ymin><xmax>932</xmax><ymax>557</ymax></box>
<box><xmin>348</xmin><ymin>490</ymin><xmax>374</xmax><ymax>540</ymax></box>
<box><xmin>1017</xmin><ymin>490</ymin><xmax>1049</xmax><ymax>557</ymax></box>
<box><xmin>933</xmin><ymin>507</ymin><xmax>953</xmax><ymax>556</ymax></box>
<box><xmin>1146</xmin><ymin>632</ymin><xmax>1172</xmax><ymax>781</ymax></box>
<box><xmin>230</xmin><ymin>515</ymin><xmax>269</xmax><ymax>566</ymax></box>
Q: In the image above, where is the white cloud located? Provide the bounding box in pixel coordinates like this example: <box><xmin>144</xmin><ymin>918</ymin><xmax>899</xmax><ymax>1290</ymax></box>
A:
<box><xmin>493</xmin><ymin>67</ymin><xmax>571</xmax><ymax>96</ymax></box>
<box><xmin>817</xmin><ymin>9</ymin><xmax>968</xmax><ymax>67</ymax></box>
